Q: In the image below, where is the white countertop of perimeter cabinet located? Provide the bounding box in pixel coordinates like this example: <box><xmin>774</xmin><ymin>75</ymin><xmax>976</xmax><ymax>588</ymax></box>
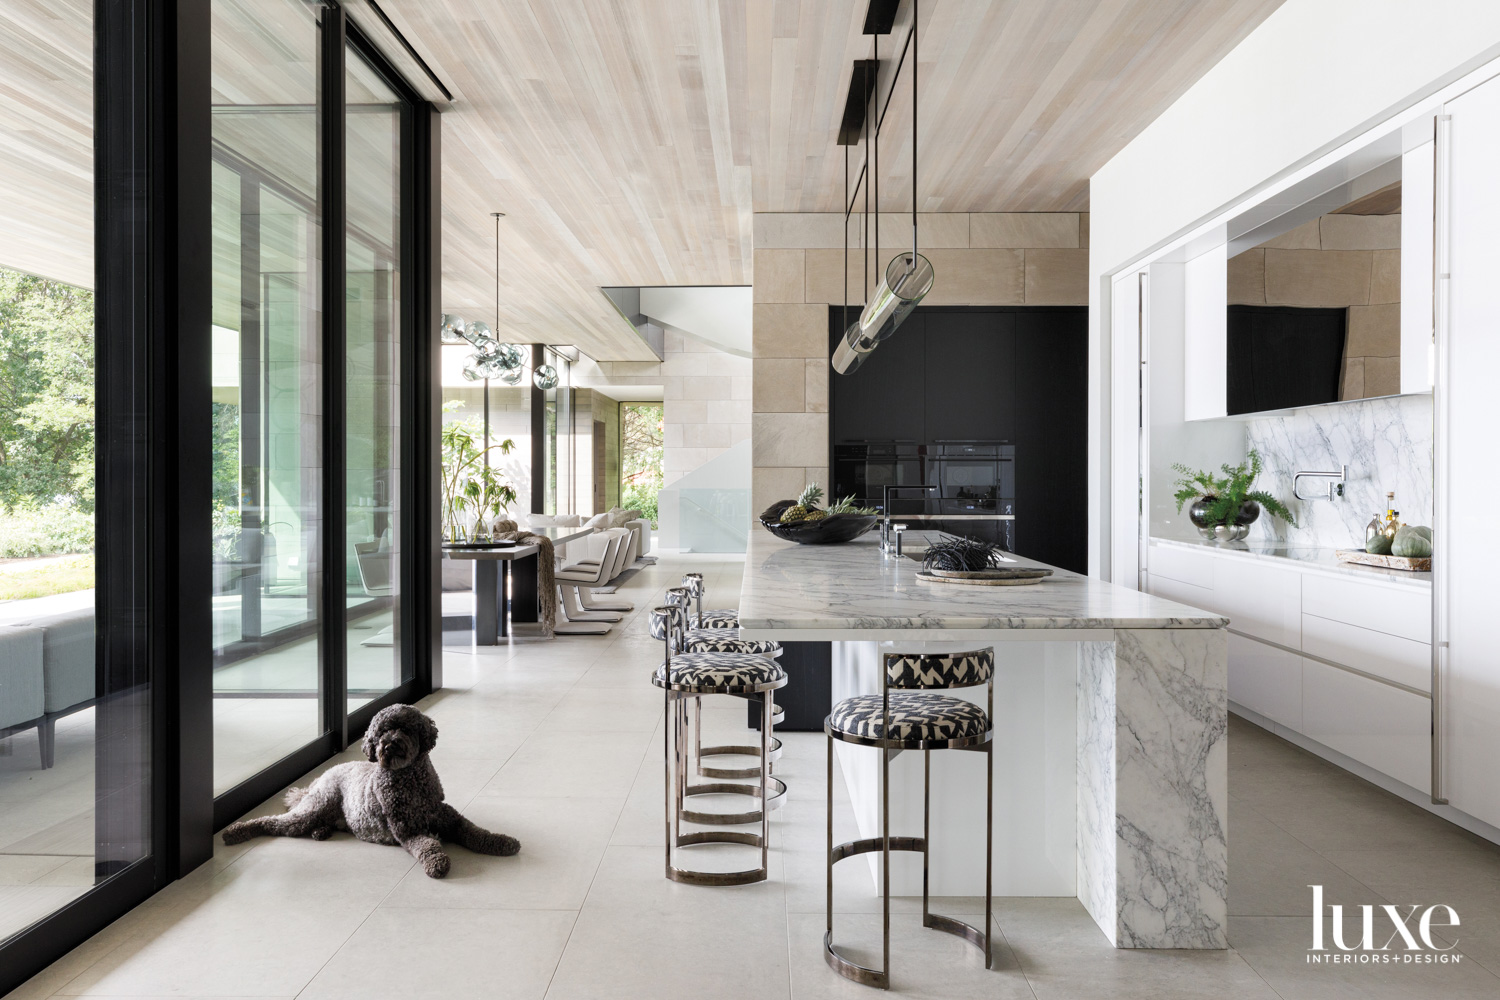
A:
<box><xmin>737</xmin><ymin>530</ymin><xmax>1228</xmax><ymax>637</ymax></box>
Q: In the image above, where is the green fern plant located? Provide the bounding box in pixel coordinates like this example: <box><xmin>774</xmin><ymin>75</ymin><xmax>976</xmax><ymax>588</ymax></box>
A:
<box><xmin>1171</xmin><ymin>450</ymin><xmax>1296</xmax><ymax>528</ymax></box>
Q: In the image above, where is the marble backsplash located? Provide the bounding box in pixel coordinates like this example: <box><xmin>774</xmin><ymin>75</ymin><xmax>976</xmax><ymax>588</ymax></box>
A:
<box><xmin>1244</xmin><ymin>393</ymin><xmax>1433</xmax><ymax>548</ymax></box>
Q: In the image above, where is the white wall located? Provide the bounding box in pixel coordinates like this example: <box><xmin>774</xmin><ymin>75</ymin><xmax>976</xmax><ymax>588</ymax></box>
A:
<box><xmin>1087</xmin><ymin>0</ymin><xmax>1500</xmax><ymax>578</ymax></box>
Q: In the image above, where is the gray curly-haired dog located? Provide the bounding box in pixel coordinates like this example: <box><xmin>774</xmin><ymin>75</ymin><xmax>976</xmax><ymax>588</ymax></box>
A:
<box><xmin>220</xmin><ymin>704</ymin><xmax>520</xmax><ymax>878</ymax></box>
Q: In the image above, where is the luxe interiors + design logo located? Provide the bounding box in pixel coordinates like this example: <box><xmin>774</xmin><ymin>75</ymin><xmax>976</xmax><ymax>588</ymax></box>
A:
<box><xmin>1307</xmin><ymin>885</ymin><xmax>1463</xmax><ymax>964</ymax></box>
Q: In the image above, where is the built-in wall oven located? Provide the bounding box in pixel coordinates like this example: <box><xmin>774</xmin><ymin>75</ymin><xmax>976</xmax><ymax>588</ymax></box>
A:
<box><xmin>833</xmin><ymin>442</ymin><xmax>928</xmax><ymax>514</ymax></box>
<box><xmin>930</xmin><ymin>441</ymin><xmax>1016</xmax><ymax>549</ymax></box>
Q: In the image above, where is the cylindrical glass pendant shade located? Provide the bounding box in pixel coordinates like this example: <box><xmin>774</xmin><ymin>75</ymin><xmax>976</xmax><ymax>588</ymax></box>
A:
<box><xmin>533</xmin><ymin>364</ymin><xmax>559</xmax><ymax>390</ymax></box>
<box><xmin>461</xmin><ymin>319</ymin><xmax>493</xmax><ymax>346</ymax></box>
<box><xmin>831</xmin><ymin>320</ymin><xmax>876</xmax><ymax>375</ymax></box>
<box><xmin>440</xmin><ymin>313</ymin><xmax>468</xmax><ymax>344</ymax></box>
<box><xmin>832</xmin><ymin>253</ymin><xmax>935</xmax><ymax>375</ymax></box>
<box><xmin>862</xmin><ymin>253</ymin><xmax>934</xmax><ymax>343</ymax></box>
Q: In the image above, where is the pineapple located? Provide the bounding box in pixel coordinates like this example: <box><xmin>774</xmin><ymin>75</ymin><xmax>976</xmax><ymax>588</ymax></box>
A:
<box><xmin>779</xmin><ymin>483</ymin><xmax>825</xmax><ymax>524</ymax></box>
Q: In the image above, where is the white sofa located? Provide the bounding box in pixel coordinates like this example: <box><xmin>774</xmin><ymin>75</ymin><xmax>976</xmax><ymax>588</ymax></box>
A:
<box><xmin>0</xmin><ymin>610</ymin><xmax>94</xmax><ymax>768</ymax></box>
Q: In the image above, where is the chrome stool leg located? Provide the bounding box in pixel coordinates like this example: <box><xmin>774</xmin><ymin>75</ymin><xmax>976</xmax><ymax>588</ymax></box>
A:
<box><xmin>664</xmin><ymin>689</ymin><xmax>777</xmax><ymax>885</ymax></box>
<box><xmin>680</xmin><ymin>690</ymin><xmax>787</xmax><ymax>825</ymax></box>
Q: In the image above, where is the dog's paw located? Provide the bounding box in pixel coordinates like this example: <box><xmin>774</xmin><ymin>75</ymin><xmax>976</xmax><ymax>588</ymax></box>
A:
<box><xmin>221</xmin><ymin>824</ymin><xmax>253</xmax><ymax>846</ymax></box>
<box><xmin>310</xmin><ymin>826</ymin><xmax>334</xmax><ymax>841</ymax></box>
<box><xmin>497</xmin><ymin>835</ymin><xmax>521</xmax><ymax>857</ymax></box>
<box><xmin>422</xmin><ymin>851</ymin><xmax>451</xmax><ymax>879</ymax></box>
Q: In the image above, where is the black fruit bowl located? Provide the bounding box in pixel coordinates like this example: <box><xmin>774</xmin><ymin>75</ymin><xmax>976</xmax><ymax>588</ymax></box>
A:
<box><xmin>758</xmin><ymin>502</ymin><xmax>879</xmax><ymax>545</ymax></box>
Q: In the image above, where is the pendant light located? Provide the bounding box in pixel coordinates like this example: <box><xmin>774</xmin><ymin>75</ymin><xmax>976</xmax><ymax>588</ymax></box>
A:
<box><xmin>833</xmin><ymin>0</ymin><xmax>932</xmax><ymax>375</ymax></box>
<box><xmin>455</xmin><ymin>215</ymin><xmax>527</xmax><ymax>381</ymax></box>
<box><xmin>439</xmin><ymin>313</ymin><xmax>468</xmax><ymax>344</ymax></box>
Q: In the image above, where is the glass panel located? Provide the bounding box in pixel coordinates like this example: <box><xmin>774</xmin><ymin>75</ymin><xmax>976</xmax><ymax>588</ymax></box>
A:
<box><xmin>0</xmin><ymin>0</ymin><xmax>149</xmax><ymax>944</ymax></box>
<box><xmin>209</xmin><ymin>0</ymin><xmax>324</xmax><ymax>795</ymax></box>
<box><xmin>345</xmin><ymin>48</ymin><xmax>406</xmax><ymax>709</ymax></box>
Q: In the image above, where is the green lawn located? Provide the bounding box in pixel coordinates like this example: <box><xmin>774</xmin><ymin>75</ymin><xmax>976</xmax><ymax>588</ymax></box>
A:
<box><xmin>0</xmin><ymin>554</ymin><xmax>95</xmax><ymax>601</ymax></box>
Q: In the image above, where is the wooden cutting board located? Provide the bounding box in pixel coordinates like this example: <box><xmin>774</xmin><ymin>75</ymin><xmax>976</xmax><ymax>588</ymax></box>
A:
<box><xmin>1335</xmin><ymin>549</ymin><xmax>1432</xmax><ymax>572</ymax></box>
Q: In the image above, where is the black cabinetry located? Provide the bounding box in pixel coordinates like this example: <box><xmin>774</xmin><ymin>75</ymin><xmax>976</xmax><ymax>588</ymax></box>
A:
<box><xmin>828</xmin><ymin>305</ymin><xmax>1087</xmax><ymax>573</ymax></box>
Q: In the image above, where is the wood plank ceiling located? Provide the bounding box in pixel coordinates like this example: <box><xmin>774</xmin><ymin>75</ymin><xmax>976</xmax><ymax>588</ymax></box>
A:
<box><xmin>0</xmin><ymin>0</ymin><xmax>1285</xmax><ymax>359</ymax></box>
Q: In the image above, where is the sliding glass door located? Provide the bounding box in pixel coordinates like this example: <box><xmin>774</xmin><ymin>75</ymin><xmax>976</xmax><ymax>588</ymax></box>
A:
<box><xmin>0</xmin><ymin>0</ymin><xmax>436</xmax><ymax>991</ymax></box>
<box><xmin>205</xmin><ymin>0</ymin><xmax>424</xmax><ymax>822</ymax></box>
<box><xmin>209</xmin><ymin>0</ymin><xmax>326</xmax><ymax>797</ymax></box>
<box><xmin>344</xmin><ymin>47</ymin><xmax>410</xmax><ymax>711</ymax></box>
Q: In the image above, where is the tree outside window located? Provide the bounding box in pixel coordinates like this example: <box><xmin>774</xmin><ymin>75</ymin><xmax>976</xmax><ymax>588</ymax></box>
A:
<box><xmin>0</xmin><ymin>267</ymin><xmax>95</xmax><ymax>597</ymax></box>
<box><xmin>620</xmin><ymin>402</ymin><xmax>662</xmax><ymax>528</ymax></box>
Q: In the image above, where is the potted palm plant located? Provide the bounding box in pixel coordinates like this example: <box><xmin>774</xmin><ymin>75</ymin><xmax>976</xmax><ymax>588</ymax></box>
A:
<box><xmin>1172</xmin><ymin>450</ymin><xmax>1296</xmax><ymax>541</ymax></box>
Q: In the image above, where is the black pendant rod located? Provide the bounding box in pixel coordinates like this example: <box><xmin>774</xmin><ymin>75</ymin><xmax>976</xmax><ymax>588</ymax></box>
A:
<box><xmin>863</xmin><ymin>47</ymin><xmax>870</xmax><ymax>304</ymax></box>
<box><xmin>844</xmin><ymin>144</ymin><xmax>849</xmax><ymax>334</ymax></box>
<box><xmin>873</xmin><ymin>29</ymin><xmax>879</xmax><ymax>284</ymax></box>
<box><xmin>912</xmin><ymin>0</ymin><xmax>918</xmax><ymax>260</ymax></box>
<box><xmin>841</xmin><ymin>10</ymin><xmax>916</xmax><ymax>222</ymax></box>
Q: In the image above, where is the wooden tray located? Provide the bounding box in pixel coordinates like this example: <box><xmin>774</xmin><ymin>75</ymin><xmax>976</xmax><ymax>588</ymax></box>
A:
<box><xmin>917</xmin><ymin>571</ymin><xmax>1047</xmax><ymax>586</ymax></box>
<box><xmin>1335</xmin><ymin>549</ymin><xmax>1431</xmax><ymax>572</ymax></box>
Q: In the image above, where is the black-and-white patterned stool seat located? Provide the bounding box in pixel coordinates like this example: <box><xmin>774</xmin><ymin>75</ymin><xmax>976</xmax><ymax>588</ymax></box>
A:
<box><xmin>653</xmin><ymin>651</ymin><xmax>786</xmax><ymax>694</ymax></box>
<box><xmin>696</xmin><ymin>609</ymin><xmax>740</xmax><ymax>628</ymax></box>
<box><xmin>886</xmin><ymin>648</ymin><xmax>995</xmax><ymax>689</ymax></box>
<box><xmin>683</xmin><ymin>628</ymin><xmax>780</xmax><ymax>656</ymax></box>
<box><xmin>828</xmin><ymin>692</ymin><xmax>989</xmax><ymax>744</ymax></box>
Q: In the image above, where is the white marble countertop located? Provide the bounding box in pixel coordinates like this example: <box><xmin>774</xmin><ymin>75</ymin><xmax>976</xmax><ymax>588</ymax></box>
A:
<box><xmin>1150</xmin><ymin>536</ymin><xmax>1432</xmax><ymax>589</ymax></box>
<box><xmin>738</xmin><ymin>530</ymin><xmax>1228</xmax><ymax>635</ymax></box>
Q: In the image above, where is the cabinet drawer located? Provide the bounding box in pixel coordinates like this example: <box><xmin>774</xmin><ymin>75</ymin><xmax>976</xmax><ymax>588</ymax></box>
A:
<box><xmin>1302</xmin><ymin>613</ymin><xmax>1431</xmax><ymax>692</ymax></box>
<box><xmin>1228</xmin><ymin>632</ymin><xmax>1302</xmax><ymax>730</ymax></box>
<box><xmin>1149</xmin><ymin>545</ymin><xmax>1214</xmax><ymax>590</ymax></box>
<box><xmin>1214</xmin><ymin>557</ymin><xmax>1301</xmax><ymax>647</ymax></box>
<box><xmin>1148</xmin><ymin>574</ymin><xmax>1217</xmax><ymax>616</ymax></box>
<box><xmin>1301</xmin><ymin>574</ymin><xmax>1430</xmax><ymax>643</ymax></box>
<box><xmin>1302</xmin><ymin>659</ymin><xmax>1430</xmax><ymax>793</ymax></box>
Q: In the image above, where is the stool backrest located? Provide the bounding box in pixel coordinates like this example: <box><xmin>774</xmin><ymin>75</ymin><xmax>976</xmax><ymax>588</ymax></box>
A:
<box><xmin>885</xmin><ymin>648</ymin><xmax>994</xmax><ymax>690</ymax></box>
<box><xmin>664</xmin><ymin>586</ymin><xmax>691</xmax><ymax>609</ymax></box>
<box><xmin>649</xmin><ymin>604</ymin><xmax>688</xmax><ymax>646</ymax></box>
<box><xmin>680</xmin><ymin>573</ymin><xmax>704</xmax><ymax>597</ymax></box>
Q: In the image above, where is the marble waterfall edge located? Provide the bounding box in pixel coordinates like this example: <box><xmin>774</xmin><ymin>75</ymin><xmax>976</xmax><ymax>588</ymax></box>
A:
<box><xmin>1078</xmin><ymin>630</ymin><xmax>1228</xmax><ymax>949</ymax></box>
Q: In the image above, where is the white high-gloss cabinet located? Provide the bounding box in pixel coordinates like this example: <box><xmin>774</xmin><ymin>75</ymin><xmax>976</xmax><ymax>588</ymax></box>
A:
<box><xmin>1148</xmin><ymin>542</ymin><xmax>1431</xmax><ymax>793</ymax></box>
<box><xmin>1439</xmin><ymin>75</ymin><xmax>1500</xmax><ymax>829</ymax></box>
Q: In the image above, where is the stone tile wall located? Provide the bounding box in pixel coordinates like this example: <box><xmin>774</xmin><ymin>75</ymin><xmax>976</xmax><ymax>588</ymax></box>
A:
<box><xmin>750</xmin><ymin>212</ymin><xmax>1089</xmax><ymax>514</ymax></box>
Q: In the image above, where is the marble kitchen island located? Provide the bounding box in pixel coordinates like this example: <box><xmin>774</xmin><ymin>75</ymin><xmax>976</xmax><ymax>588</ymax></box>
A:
<box><xmin>737</xmin><ymin>530</ymin><xmax>1230</xmax><ymax>949</ymax></box>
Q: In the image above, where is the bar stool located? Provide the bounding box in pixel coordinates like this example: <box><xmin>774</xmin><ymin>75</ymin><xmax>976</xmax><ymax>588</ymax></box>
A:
<box><xmin>681</xmin><ymin>573</ymin><xmax>741</xmax><ymax>628</ymax></box>
<box><xmin>651</xmin><ymin>605</ymin><xmax>787</xmax><ymax>885</ymax></box>
<box><xmin>649</xmin><ymin>601</ymin><xmax>787</xmax><ymax>786</ymax></box>
<box><xmin>669</xmin><ymin>581</ymin><xmax>782</xmax><ymax>729</ymax></box>
<box><xmin>825</xmin><ymin>645</ymin><xmax>995</xmax><ymax>989</ymax></box>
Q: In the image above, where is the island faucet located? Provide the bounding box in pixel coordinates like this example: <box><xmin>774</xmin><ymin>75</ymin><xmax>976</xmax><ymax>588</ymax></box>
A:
<box><xmin>881</xmin><ymin>484</ymin><xmax>939</xmax><ymax>553</ymax></box>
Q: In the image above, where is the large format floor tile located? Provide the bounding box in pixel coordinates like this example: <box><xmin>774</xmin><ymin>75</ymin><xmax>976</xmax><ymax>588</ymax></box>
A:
<box><xmin>10</xmin><ymin>556</ymin><xmax>1500</xmax><ymax>1000</ymax></box>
